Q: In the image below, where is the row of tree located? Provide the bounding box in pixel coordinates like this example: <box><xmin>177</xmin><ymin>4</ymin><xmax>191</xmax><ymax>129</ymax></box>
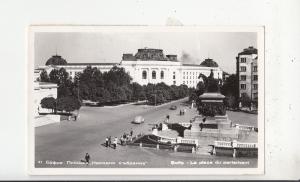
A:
<box><xmin>40</xmin><ymin>96</ymin><xmax>81</xmax><ymax>114</ymax></box>
<box><xmin>39</xmin><ymin>66</ymin><xmax>190</xmax><ymax>112</ymax></box>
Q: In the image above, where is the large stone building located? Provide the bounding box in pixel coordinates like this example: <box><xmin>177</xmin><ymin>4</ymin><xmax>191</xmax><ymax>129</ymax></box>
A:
<box><xmin>38</xmin><ymin>48</ymin><xmax>224</xmax><ymax>88</ymax></box>
<box><xmin>236</xmin><ymin>46</ymin><xmax>258</xmax><ymax>108</ymax></box>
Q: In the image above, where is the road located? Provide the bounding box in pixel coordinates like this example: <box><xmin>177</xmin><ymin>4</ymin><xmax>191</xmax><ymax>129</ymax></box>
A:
<box><xmin>35</xmin><ymin>98</ymin><xmax>257</xmax><ymax>168</ymax></box>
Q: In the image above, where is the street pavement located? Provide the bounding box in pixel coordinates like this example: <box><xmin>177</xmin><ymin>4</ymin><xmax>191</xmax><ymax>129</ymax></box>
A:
<box><xmin>35</xmin><ymin>98</ymin><xmax>257</xmax><ymax>168</ymax></box>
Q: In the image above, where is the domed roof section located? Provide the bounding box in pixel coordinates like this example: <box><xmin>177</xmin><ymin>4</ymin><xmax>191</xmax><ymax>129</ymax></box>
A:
<box><xmin>200</xmin><ymin>58</ymin><xmax>219</xmax><ymax>67</ymax></box>
<box><xmin>45</xmin><ymin>55</ymin><xmax>67</xmax><ymax>66</ymax></box>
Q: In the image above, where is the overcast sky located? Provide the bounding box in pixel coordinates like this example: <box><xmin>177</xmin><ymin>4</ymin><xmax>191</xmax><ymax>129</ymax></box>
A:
<box><xmin>34</xmin><ymin>31</ymin><xmax>257</xmax><ymax>74</ymax></box>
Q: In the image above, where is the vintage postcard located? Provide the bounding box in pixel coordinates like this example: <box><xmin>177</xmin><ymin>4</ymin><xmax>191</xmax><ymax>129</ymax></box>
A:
<box><xmin>27</xmin><ymin>26</ymin><xmax>264</xmax><ymax>175</ymax></box>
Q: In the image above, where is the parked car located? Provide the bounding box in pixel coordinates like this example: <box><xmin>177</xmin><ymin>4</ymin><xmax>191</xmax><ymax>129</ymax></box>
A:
<box><xmin>170</xmin><ymin>105</ymin><xmax>177</xmax><ymax>110</ymax></box>
<box><xmin>132</xmin><ymin>115</ymin><xmax>145</xmax><ymax>124</ymax></box>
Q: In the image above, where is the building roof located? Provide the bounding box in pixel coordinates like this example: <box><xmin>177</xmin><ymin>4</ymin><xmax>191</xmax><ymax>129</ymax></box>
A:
<box><xmin>238</xmin><ymin>46</ymin><xmax>258</xmax><ymax>55</ymax></box>
<box><xmin>46</xmin><ymin>55</ymin><xmax>67</xmax><ymax>65</ymax></box>
<box><xmin>65</xmin><ymin>62</ymin><xmax>118</xmax><ymax>66</ymax></box>
<box><xmin>123</xmin><ymin>48</ymin><xmax>178</xmax><ymax>62</ymax></box>
<box><xmin>200</xmin><ymin>58</ymin><xmax>219</xmax><ymax>67</ymax></box>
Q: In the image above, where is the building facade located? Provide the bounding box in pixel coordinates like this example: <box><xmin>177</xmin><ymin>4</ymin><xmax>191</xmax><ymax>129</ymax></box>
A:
<box><xmin>38</xmin><ymin>48</ymin><xmax>223</xmax><ymax>88</ymax></box>
<box><xmin>236</xmin><ymin>46</ymin><xmax>258</xmax><ymax>108</ymax></box>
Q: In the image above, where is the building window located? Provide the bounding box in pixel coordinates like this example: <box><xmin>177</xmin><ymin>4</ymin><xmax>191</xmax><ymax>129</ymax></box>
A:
<box><xmin>253</xmin><ymin>84</ymin><xmax>258</xmax><ymax>90</ymax></box>
<box><xmin>173</xmin><ymin>81</ymin><xmax>176</xmax><ymax>85</ymax></box>
<box><xmin>183</xmin><ymin>76</ymin><xmax>185</xmax><ymax>79</ymax></box>
<box><xmin>240</xmin><ymin>66</ymin><xmax>246</xmax><ymax>72</ymax></box>
<box><xmin>142</xmin><ymin>71</ymin><xmax>147</xmax><ymax>79</ymax></box>
<box><xmin>241</xmin><ymin>93</ymin><xmax>247</xmax><ymax>97</ymax></box>
<box><xmin>160</xmin><ymin>71</ymin><xmax>164</xmax><ymax>79</ymax></box>
<box><xmin>253</xmin><ymin>93</ymin><xmax>258</xmax><ymax>98</ymax></box>
<box><xmin>253</xmin><ymin>66</ymin><xmax>257</xmax><ymax>72</ymax></box>
<box><xmin>152</xmin><ymin>71</ymin><xmax>156</xmax><ymax>79</ymax></box>
<box><xmin>241</xmin><ymin>58</ymin><xmax>246</xmax><ymax>63</ymax></box>
<box><xmin>173</xmin><ymin>72</ymin><xmax>176</xmax><ymax>79</ymax></box>
<box><xmin>240</xmin><ymin>75</ymin><xmax>246</xmax><ymax>81</ymax></box>
<box><xmin>240</xmin><ymin>84</ymin><xmax>246</xmax><ymax>90</ymax></box>
<box><xmin>183</xmin><ymin>81</ymin><xmax>185</xmax><ymax>84</ymax></box>
<box><xmin>253</xmin><ymin>75</ymin><xmax>258</xmax><ymax>81</ymax></box>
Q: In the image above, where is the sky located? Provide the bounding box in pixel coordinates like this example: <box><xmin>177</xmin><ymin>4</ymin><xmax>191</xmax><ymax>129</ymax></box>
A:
<box><xmin>34</xmin><ymin>31</ymin><xmax>257</xmax><ymax>74</ymax></box>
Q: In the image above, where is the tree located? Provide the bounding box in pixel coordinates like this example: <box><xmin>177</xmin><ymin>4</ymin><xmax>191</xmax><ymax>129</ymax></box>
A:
<box><xmin>240</xmin><ymin>93</ymin><xmax>251</xmax><ymax>108</ymax></box>
<box><xmin>39</xmin><ymin>70</ymin><xmax>49</xmax><ymax>82</ymax></box>
<box><xmin>57</xmin><ymin>96</ymin><xmax>81</xmax><ymax>113</ymax></box>
<box><xmin>221</xmin><ymin>74</ymin><xmax>239</xmax><ymax>108</ymax></box>
<box><xmin>49</xmin><ymin>68</ymin><xmax>70</xmax><ymax>85</ymax></box>
<box><xmin>40</xmin><ymin>97</ymin><xmax>56</xmax><ymax>113</ymax></box>
<box><xmin>103</xmin><ymin>66</ymin><xmax>132</xmax><ymax>87</ymax></box>
<box><xmin>95</xmin><ymin>87</ymin><xmax>111</xmax><ymax>105</ymax></box>
<box><xmin>130</xmin><ymin>82</ymin><xmax>144</xmax><ymax>101</ymax></box>
<box><xmin>224</xmin><ymin>95</ymin><xmax>237</xmax><ymax>108</ymax></box>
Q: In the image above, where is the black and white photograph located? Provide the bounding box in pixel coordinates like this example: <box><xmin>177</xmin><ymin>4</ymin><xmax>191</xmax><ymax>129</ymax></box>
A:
<box><xmin>28</xmin><ymin>26</ymin><xmax>264</xmax><ymax>175</ymax></box>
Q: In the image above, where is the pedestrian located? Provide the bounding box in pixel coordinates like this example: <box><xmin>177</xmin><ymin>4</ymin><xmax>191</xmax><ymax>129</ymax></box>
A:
<box><xmin>199</xmin><ymin>122</ymin><xmax>203</xmax><ymax>131</ymax></box>
<box><xmin>105</xmin><ymin>137</ymin><xmax>108</xmax><ymax>147</ymax></box>
<box><xmin>108</xmin><ymin>136</ymin><xmax>111</xmax><ymax>147</ymax></box>
<box><xmin>120</xmin><ymin>136</ymin><xmax>123</xmax><ymax>145</ymax></box>
<box><xmin>113</xmin><ymin>137</ymin><xmax>118</xmax><ymax>149</ymax></box>
<box><xmin>85</xmin><ymin>153</ymin><xmax>90</xmax><ymax>165</ymax></box>
<box><xmin>202</xmin><ymin>117</ymin><xmax>206</xmax><ymax>123</ymax></box>
<box><xmin>130</xmin><ymin>129</ymin><xmax>133</xmax><ymax>136</ymax></box>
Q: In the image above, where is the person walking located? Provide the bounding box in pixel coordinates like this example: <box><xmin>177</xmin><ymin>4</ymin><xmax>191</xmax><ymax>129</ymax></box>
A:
<box><xmin>130</xmin><ymin>129</ymin><xmax>133</xmax><ymax>136</ymax></box>
<box><xmin>166</xmin><ymin>115</ymin><xmax>170</xmax><ymax>122</ymax></box>
<box><xmin>108</xmin><ymin>136</ymin><xmax>111</xmax><ymax>147</ymax></box>
<box><xmin>85</xmin><ymin>153</ymin><xmax>90</xmax><ymax>165</ymax></box>
<box><xmin>113</xmin><ymin>137</ymin><xmax>118</xmax><ymax>149</ymax></box>
<box><xmin>105</xmin><ymin>137</ymin><xmax>109</xmax><ymax>147</ymax></box>
<box><xmin>199</xmin><ymin>122</ymin><xmax>204</xmax><ymax>131</ymax></box>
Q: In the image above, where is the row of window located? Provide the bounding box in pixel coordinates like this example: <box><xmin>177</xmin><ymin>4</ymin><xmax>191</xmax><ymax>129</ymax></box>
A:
<box><xmin>240</xmin><ymin>75</ymin><xmax>258</xmax><ymax>81</ymax></box>
<box><xmin>241</xmin><ymin>58</ymin><xmax>247</xmax><ymax>63</ymax></box>
<box><xmin>240</xmin><ymin>66</ymin><xmax>258</xmax><ymax>72</ymax></box>
<box><xmin>142</xmin><ymin>70</ymin><xmax>172</xmax><ymax>80</ymax></box>
<box><xmin>240</xmin><ymin>84</ymin><xmax>258</xmax><ymax>90</ymax></box>
<box><xmin>183</xmin><ymin>76</ymin><xmax>200</xmax><ymax>80</ymax></box>
<box><xmin>183</xmin><ymin>80</ymin><xmax>198</xmax><ymax>85</ymax></box>
<box><xmin>183</xmin><ymin>71</ymin><xmax>200</xmax><ymax>75</ymax></box>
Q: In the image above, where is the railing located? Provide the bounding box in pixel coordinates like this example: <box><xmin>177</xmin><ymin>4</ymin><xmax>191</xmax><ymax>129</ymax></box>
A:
<box><xmin>236</xmin><ymin>142</ymin><xmax>257</xmax><ymax>148</ymax></box>
<box><xmin>214</xmin><ymin>140</ymin><xmax>258</xmax><ymax>149</ymax></box>
<box><xmin>179</xmin><ymin>123</ymin><xmax>192</xmax><ymax>128</ymax></box>
<box><xmin>158</xmin><ymin>136</ymin><xmax>177</xmax><ymax>144</ymax></box>
<box><xmin>155</xmin><ymin>134</ymin><xmax>198</xmax><ymax>146</ymax></box>
<box><xmin>214</xmin><ymin>141</ymin><xmax>232</xmax><ymax>148</ymax></box>
<box><xmin>178</xmin><ymin>138</ymin><xmax>198</xmax><ymax>146</ymax></box>
<box><xmin>234</xmin><ymin>124</ymin><xmax>256</xmax><ymax>131</ymax></box>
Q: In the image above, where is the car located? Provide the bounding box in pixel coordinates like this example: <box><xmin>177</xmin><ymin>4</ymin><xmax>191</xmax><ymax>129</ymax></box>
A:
<box><xmin>170</xmin><ymin>105</ymin><xmax>177</xmax><ymax>110</ymax></box>
<box><xmin>132</xmin><ymin>115</ymin><xmax>145</xmax><ymax>124</ymax></box>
